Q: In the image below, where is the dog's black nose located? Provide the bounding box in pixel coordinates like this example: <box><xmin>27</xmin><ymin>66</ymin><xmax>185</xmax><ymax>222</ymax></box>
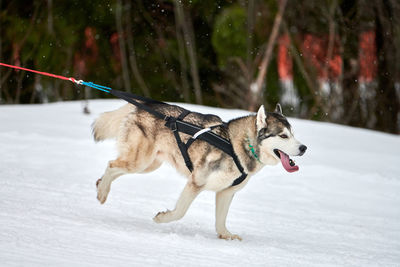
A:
<box><xmin>299</xmin><ymin>145</ymin><xmax>307</xmax><ymax>154</ymax></box>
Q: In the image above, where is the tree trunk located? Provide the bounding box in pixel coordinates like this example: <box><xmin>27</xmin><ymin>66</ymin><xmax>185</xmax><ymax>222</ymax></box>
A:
<box><xmin>323</xmin><ymin>0</ymin><xmax>344</xmax><ymax>121</ymax></box>
<box><xmin>173</xmin><ymin>2</ymin><xmax>191</xmax><ymax>102</ymax></box>
<box><xmin>339</xmin><ymin>0</ymin><xmax>361</xmax><ymax>126</ymax></box>
<box><xmin>47</xmin><ymin>0</ymin><xmax>54</xmax><ymax>35</ymax></box>
<box><xmin>14</xmin><ymin>70</ymin><xmax>24</xmax><ymax>104</ymax></box>
<box><xmin>126</xmin><ymin>4</ymin><xmax>151</xmax><ymax>97</ymax></box>
<box><xmin>115</xmin><ymin>0</ymin><xmax>132</xmax><ymax>92</ymax></box>
<box><xmin>246</xmin><ymin>0</ymin><xmax>255</xmax><ymax>76</ymax></box>
<box><xmin>174</xmin><ymin>0</ymin><xmax>202</xmax><ymax>104</ymax></box>
<box><xmin>62</xmin><ymin>46</ymin><xmax>74</xmax><ymax>100</ymax></box>
<box><xmin>374</xmin><ymin>0</ymin><xmax>398</xmax><ymax>133</ymax></box>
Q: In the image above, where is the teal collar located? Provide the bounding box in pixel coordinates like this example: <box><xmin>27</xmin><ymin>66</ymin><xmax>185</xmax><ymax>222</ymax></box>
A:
<box><xmin>246</xmin><ymin>137</ymin><xmax>262</xmax><ymax>163</ymax></box>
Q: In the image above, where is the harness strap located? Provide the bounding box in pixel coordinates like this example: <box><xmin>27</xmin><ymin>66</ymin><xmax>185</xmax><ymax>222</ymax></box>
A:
<box><xmin>231</xmin><ymin>173</ymin><xmax>248</xmax><ymax>187</ymax></box>
<box><xmin>165</xmin><ymin>110</ymin><xmax>194</xmax><ymax>172</ymax></box>
<box><xmin>107</xmin><ymin>90</ymin><xmax>247</xmax><ymax>186</ymax></box>
<box><xmin>175</xmin><ymin>120</ymin><xmax>247</xmax><ymax>186</ymax></box>
<box><xmin>109</xmin><ymin>89</ymin><xmax>166</xmax><ymax>120</ymax></box>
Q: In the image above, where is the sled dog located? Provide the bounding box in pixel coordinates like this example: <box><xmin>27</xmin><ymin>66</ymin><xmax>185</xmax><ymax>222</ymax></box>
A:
<box><xmin>93</xmin><ymin>103</ymin><xmax>307</xmax><ymax>240</ymax></box>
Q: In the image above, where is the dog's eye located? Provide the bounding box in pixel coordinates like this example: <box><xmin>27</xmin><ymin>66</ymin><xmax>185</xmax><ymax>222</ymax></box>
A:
<box><xmin>279</xmin><ymin>134</ymin><xmax>288</xmax><ymax>139</ymax></box>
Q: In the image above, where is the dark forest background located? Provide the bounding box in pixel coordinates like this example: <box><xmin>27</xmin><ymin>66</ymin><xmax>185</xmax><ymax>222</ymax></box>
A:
<box><xmin>1</xmin><ymin>0</ymin><xmax>399</xmax><ymax>133</ymax></box>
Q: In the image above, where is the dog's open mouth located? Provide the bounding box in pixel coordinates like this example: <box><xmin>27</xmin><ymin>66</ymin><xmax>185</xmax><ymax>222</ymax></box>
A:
<box><xmin>273</xmin><ymin>149</ymin><xmax>299</xmax><ymax>173</ymax></box>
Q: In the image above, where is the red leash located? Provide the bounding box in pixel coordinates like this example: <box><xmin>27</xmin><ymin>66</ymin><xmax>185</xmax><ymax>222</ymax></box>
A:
<box><xmin>0</xmin><ymin>62</ymin><xmax>81</xmax><ymax>84</ymax></box>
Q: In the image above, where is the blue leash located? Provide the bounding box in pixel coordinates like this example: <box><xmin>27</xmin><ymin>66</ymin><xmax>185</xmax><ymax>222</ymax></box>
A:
<box><xmin>81</xmin><ymin>81</ymin><xmax>111</xmax><ymax>93</ymax></box>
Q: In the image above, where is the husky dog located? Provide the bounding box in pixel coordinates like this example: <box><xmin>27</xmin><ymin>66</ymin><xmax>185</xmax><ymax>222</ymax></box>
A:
<box><xmin>93</xmin><ymin>103</ymin><xmax>307</xmax><ymax>240</ymax></box>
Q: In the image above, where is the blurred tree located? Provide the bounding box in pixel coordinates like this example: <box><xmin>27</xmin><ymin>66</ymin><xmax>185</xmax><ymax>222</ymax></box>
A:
<box><xmin>373</xmin><ymin>0</ymin><xmax>399</xmax><ymax>133</ymax></box>
<box><xmin>0</xmin><ymin>0</ymin><xmax>399</xmax><ymax>133</ymax></box>
<box><xmin>212</xmin><ymin>5</ymin><xmax>247</xmax><ymax>67</ymax></box>
<box><xmin>174</xmin><ymin>0</ymin><xmax>202</xmax><ymax>104</ymax></box>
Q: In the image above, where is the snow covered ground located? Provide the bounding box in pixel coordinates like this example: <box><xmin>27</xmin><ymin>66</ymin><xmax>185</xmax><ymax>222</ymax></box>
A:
<box><xmin>0</xmin><ymin>100</ymin><xmax>399</xmax><ymax>266</ymax></box>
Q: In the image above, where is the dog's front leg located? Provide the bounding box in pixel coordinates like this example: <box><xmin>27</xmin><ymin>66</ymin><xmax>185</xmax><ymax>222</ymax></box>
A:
<box><xmin>153</xmin><ymin>182</ymin><xmax>201</xmax><ymax>223</ymax></box>
<box><xmin>215</xmin><ymin>189</ymin><xmax>241</xmax><ymax>241</ymax></box>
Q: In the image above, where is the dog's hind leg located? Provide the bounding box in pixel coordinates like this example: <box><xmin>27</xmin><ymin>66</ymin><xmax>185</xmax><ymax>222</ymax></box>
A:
<box><xmin>153</xmin><ymin>182</ymin><xmax>201</xmax><ymax>223</ymax></box>
<box><xmin>96</xmin><ymin>161</ymin><xmax>128</xmax><ymax>204</ymax></box>
<box><xmin>215</xmin><ymin>188</ymin><xmax>241</xmax><ymax>240</ymax></box>
<box><xmin>96</xmin><ymin>142</ymin><xmax>157</xmax><ymax>204</ymax></box>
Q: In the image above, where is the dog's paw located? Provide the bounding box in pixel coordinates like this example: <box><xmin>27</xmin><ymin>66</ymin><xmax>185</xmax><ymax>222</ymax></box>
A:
<box><xmin>218</xmin><ymin>233</ymin><xmax>242</xmax><ymax>241</ymax></box>
<box><xmin>96</xmin><ymin>179</ymin><xmax>109</xmax><ymax>204</ymax></box>
<box><xmin>97</xmin><ymin>192</ymin><xmax>107</xmax><ymax>204</ymax></box>
<box><xmin>153</xmin><ymin>210</ymin><xmax>171</xmax><ymax>223</ymax></box>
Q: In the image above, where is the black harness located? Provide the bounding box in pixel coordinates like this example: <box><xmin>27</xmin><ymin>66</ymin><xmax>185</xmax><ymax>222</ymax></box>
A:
<box><xmin>109</xmin><ymin>90</ymin><xmax>247</xmax><ymax>187</ymax></box>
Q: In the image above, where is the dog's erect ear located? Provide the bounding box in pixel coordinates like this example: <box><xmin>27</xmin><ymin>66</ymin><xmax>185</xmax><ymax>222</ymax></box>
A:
<box><xmin>274</xmin><ymin>103</ymin><xmax>283</xmax><ymax>115</ymax></box>
<box><xmin>256</xmin><ymin>105</ymin><xmax>267</xmax><ymax>131</ymax></box>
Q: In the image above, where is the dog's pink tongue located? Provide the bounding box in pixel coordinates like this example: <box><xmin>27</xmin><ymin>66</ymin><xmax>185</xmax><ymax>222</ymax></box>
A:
<box><xmin>278</xmin><ymin>150</ymin><xmax>299</xmax><ymax>173</ymax></box>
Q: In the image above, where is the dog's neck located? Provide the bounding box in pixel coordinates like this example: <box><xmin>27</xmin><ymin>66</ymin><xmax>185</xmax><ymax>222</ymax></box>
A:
<box><xmin>246</xmin><ymin>136</ymin><xmax>262</xmax><ymax>163</ymax></box>
<box><xmin>228</xmin><ymin>115</ymin><xmax>263</xmax><ymax>174</ymax></box>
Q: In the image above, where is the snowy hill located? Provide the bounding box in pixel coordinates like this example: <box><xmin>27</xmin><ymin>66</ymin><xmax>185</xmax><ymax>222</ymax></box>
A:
<box><xmin>0</xmin><ymin>100</ymin><xmax>399</xmax><ymax>266</ymax></box>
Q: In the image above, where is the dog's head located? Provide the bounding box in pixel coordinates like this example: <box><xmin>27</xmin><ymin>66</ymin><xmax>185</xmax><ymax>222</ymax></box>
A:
<box><xmin>256</xmin><ymin>104</ymin><xmax>307</xmax><ymax>172</ymax></box>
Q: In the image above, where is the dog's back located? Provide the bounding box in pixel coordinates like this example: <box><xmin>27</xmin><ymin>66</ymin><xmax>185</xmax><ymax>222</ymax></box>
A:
<box><xmin>93</xmin><ymin>102</ymin><xmax>227</xmax><ymax>142</ymax></box>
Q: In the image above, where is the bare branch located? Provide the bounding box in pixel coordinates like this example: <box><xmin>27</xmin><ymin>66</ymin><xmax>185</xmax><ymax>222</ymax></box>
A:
<box><xmin>250</xmin><ymin>0</ymin><xmax>288</xmax><ymax>111</ymax></box>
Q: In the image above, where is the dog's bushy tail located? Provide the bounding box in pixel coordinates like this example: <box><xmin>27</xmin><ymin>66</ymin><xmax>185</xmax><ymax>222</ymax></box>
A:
<box><xmin>92</xmin><ymin>104</ymin><xmax>134</xmax><ymax>142</ymax></box>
